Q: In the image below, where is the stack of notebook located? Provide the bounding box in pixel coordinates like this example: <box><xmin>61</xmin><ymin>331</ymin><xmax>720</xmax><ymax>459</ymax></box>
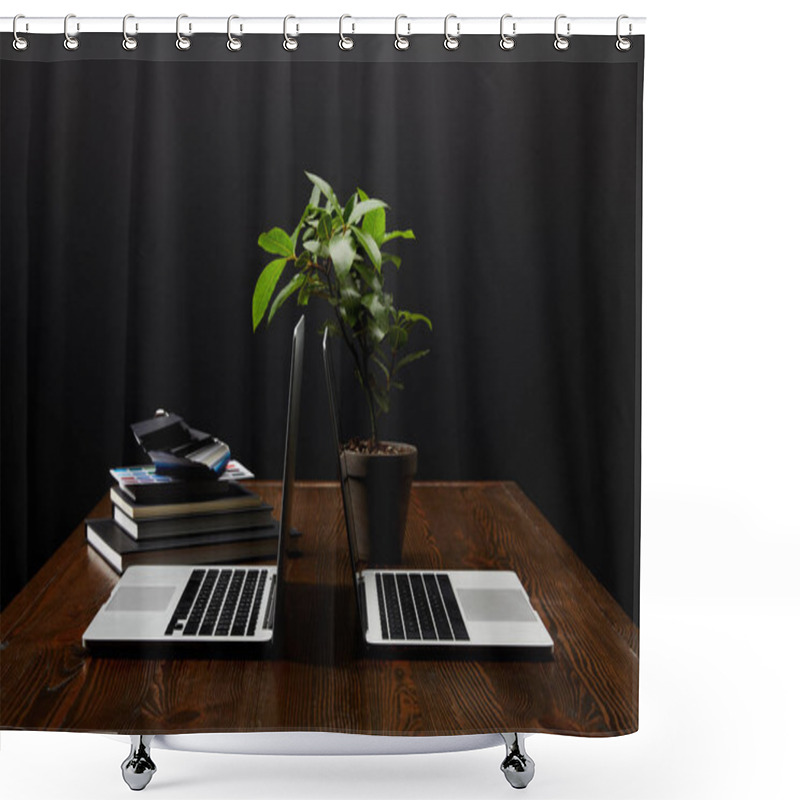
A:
<box><xmin>86</xmin><ymin>462</ymin><xmax>281</xmax><ymax>573</ymax></box>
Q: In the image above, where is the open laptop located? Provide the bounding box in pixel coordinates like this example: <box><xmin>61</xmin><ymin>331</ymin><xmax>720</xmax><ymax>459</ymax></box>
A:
<box><xmin>82</xmin><ymin>316</ymin><xmax>305</xmax><ymax>655</ymax></box>
<box><xmin>322</xmin><ymin>329</ymin><xmax>554</xmax><ymax>657</ymax></box>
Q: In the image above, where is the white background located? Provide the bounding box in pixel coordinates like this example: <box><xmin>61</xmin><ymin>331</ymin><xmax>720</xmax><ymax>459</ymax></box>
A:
<box><xmin>2</xmin><ymin>1</ymin><xmax>799</xmax><ymax>798</ymax></box>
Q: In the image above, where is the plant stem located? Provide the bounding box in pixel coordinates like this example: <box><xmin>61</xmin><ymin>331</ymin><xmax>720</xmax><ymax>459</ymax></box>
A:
<box><xmin>362</xmin><ymin>350</ymin><xmax>379</xmax><ymax>445</ymax></box>
<box><xmin>326</xmin><ymin>268</ymin><xmax>379</xmax><ymax>444</ymax></box>
<box><xmin>355</xmin><ymin>327</ymin><xmax>380</xmax><ymax>446</ymax></box>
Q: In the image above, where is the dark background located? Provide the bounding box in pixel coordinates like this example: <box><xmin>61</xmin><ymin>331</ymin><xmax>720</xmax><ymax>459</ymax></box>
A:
<box><xmin>1</xmin><ymin>35</ymin><xmax>642</xmax><ymax>618</ymax></box>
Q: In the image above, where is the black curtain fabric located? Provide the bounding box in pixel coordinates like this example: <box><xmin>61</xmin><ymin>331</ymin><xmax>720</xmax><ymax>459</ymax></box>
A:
<box><xmin>1</xmin><ymin>34</ymin><xmax>643</xmax><ymax>618</ymax></box>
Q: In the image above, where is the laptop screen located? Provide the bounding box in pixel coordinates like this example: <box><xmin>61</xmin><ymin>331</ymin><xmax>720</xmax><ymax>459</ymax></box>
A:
<box><xmin>275</xmin><ymin>316</ymin><xmax>305</xmax><ymax>594</ymax></box>
<box><xmin>322</xmin><ymin>329</ymin><xmax>367</xmax><ymax>589</ymax></box>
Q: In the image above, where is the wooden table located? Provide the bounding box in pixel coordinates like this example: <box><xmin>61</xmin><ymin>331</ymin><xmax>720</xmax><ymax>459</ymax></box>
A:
<box><xmin>0</xmin><ymin>481</ymin><xmax>638</xmax><ymax>737</ymax></box>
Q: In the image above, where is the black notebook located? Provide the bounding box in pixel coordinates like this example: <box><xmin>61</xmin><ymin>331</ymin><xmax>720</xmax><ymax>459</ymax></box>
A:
<box><xmin>110</xmin><ymin>482</ymin><xmax>263</xmax><ymax>520</ymax></box>
<box><xmin>86</xmin><ymin>518</ymin><xmax>283</xmax><ymax>574</ymax></box>
<box><xmin>113</xmin><ymin>478</ymin><xmax>234</xmax><ymax>504</ymax></box>
<box><xmin>113</xmin><ymin>504</ymin><xmax>275</xmax><ymax>540</ymax></box>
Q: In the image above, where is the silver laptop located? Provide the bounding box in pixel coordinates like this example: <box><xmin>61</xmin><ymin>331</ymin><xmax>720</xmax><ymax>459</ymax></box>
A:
<box><xmin>322</xmin><ymin>330</ymin><xmax>554</xmax><ymax>656</ymax></box>
<box><xmin>83</xmin><ymin>316</ymin><xmax>305</xmax><ymax>653</ymax></box>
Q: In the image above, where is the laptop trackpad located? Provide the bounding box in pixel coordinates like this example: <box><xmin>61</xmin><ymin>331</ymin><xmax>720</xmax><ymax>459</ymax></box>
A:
<box><xmin>457</xmin><ymin>589</ymin><xmax>537</xmax><ymax>623</ymax></box>
<box><xmin>107</xmin><ymin>586</ymin><xmax>176</xmax><ymax>613</ymax></box>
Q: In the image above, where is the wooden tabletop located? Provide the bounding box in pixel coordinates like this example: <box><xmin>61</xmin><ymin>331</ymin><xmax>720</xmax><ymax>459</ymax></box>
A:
<box><xmin>0</xmin><ymin>481</ymin><xmax>638</xmax><ymax>736</ymax></box>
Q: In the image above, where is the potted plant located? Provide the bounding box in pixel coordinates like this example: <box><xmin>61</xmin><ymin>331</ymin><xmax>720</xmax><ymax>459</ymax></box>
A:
<box><xmin>252</xmin><ymin>172</ymin><xmax>431</xmax><ymax>564</ymax></box>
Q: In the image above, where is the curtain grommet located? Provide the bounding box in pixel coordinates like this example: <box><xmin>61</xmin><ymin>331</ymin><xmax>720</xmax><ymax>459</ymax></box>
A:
<box><xmin>176</xmin><ymin>13</ymin><xmax>191</xmax><ymax>51</ymax></box>
<box><xmin>122</xmin><ymin>14</ymin><xmax>138</xmax><ymax>51</ymax></box>
<box><xmin>394</xmin><ymin>15</ymin><xmax>410</xmax><ymax>50</ymax></box>
<box><xmin>339</xmin><ymin>14</ymin><xmax>354</xmax><ymax>51</ymax></box>
<box><xmin>283</xmin><ymin>15</ymin><xmax>299</xmax><ymax>51</ymax></box>
<box><xmin>553</xmin><ymin>15</ymin><xmax>570</xmax><ymax>51</ymax></box>
<box><xmin>12</xmin><ymin>15</ymin><xmax>29</xmax><ymax>51</ymax></box>
<box><xmin>63</xmin><ymin>13</ymin><xmax>79</xmax><ymax>51</ymax></box>
<box><xmin>499</xmin><ymin>14</ymin><xmax>516</xmax><ymax>51</ymax></box>
<box><xmin>227</xmin><ymin>15</ymin><xmax>242</xmax><ymax>51</ymax></box>
<box><xmin>443</xmin><ymin>14</ymin><xmax>460</xmax><ymax>51</ymax></box>
<box><xmin>615</xmin><ymin>15</ymin><xmax>632</xmax><ymax>51</ymax></box>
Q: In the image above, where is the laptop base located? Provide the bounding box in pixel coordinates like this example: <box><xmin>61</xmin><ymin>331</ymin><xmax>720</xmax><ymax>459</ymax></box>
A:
<box><xmin>356</xmin><ymin>637</ymin><xmax>554</xmax><ymax>662</ymax></box>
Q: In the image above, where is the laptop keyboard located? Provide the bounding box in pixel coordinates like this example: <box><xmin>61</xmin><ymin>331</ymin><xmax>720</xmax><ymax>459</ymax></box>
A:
<box><xmin>164</xmin><ymin>568</ymin><xmax>275</xmax><ymax>637</ymax></box>
<box><xmin>375</xmin><ymin>572</ymin><xmax>470</xmax><ymax>642</ymax></box>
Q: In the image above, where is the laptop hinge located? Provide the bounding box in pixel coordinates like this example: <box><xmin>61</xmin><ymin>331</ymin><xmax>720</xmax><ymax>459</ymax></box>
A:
<box><xmin>357</xmin><ymin>576</ymin><xmax>368</xmax><ymax>633</ymax></box>
<box><xmin>264</xmin><ymin>574</ymin><xmax>277</xmax><ymax>630</ymax></box>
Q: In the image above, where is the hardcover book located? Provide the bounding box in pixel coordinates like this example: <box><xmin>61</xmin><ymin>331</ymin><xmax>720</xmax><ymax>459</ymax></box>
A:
<box><xmin>110</xmin><ymin>483</ymin><xmax>264</xmax><ymax>520</ymax></box>
<box><xmin>112</xmin><ymin>504</ymin><xmax>276</xmax><ymax>540</ymax></box>
<box><xmin>85</xmin><ymin>518</ymin><xmax>284</xmax><ymax>574</ymax></box>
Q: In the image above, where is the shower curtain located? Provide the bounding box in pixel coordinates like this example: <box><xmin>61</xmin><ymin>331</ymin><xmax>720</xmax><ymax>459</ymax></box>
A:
<box><xmin>1</xmin><ymin>26</ymin><xmax>643</xmax><ymax>742</ymax></box>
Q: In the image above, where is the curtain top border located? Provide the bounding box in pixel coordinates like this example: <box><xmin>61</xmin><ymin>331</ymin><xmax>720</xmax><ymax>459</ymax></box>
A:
<box><xmin>1</xmin><ymin>33</ymin><xmax>644</xmax><ymax>65</ymax></box>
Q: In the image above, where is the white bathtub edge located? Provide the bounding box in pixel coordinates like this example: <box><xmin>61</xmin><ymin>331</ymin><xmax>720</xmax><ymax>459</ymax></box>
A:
<box><xmin>104</xmin><ymin>731</ymin><xmax>512</xmax><ymax>756</ymax></box>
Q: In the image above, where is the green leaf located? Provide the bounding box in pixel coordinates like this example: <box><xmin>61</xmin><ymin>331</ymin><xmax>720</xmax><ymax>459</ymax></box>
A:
<box><xmin>351</xmin><ymin>228</ymin><xmax>382</xmax><ymax>271</ymax></box>
<box><xmin>340</xmin><ymin>282</ymin><xmax>361</xmax><ymax>309</ymax></box>
<box><xmin>357</xmin><ymin>188</ymin><xmax>369</xmax><ymax>201</ymax></box>
<box><xmin>327</xmin><ymin>201</ymin><xmax>345</xmax><ymax>229</ymax></box>
<box><xmin>329</xmin><ymin>234</ymin><xmax>356</xmax><ymax>278</ymax></box>
<box><xmin>295</xmin><ymin>250</ymin><xmax>312</xmax><ymax>271</ymax></box>
<box><xmin>309</xmin><ymin>184</ymin><xmax>321</xmax><ymax>209</ymax></box>
<box><xmin>343</xmin><ymin>193</ymin><xmax>357</xmax><ymax>225</ymax></box>
<box><xmin>290</xmin><ymin>205</ymin><xmax>314</xmax><ymax>246</ymax></box>
<box><xmin>305</xmin><ymin>172</ymin><xmax>339</xmax><ymax>211</ymax></box>
<box><xmin>354</xmin><ymin>261</ymin><xmax>382</xmax><ymax>293</ymax></box>
<box><xmin>349</xmin><ymin>198</ymin><xmax>388</xmax><ymax>225</ymax></box>
<box><xmin>371</xmin><ymin>355</ymin><xmax>391</xmax><ymax>385</ymax></box>
<box><xmin>336</xmin><ymin>273</ymin><xmax>361</xmax><ymax>323</ymax></box>
<box><xmin>382</xmin><ymin>229</ymin><xmax>416</xmax><ymax>243</ymax></box>
<box><xmin>252</xmin><ymin>258</ymin><xmax>288</xmax><ymax>330</ymax></box>
<box><xmin>258</xmin><ymin>228</ymin><xmax>295</xmax><ymax>258</ymax></box>
<box><xmin>395</xmin><ymin>349</ymin><xmax>430</xmax><ymax>371</ymax></box>
<box><xmin>399</xmin><ymin>311</ymin><xmax>433</xmax><ymax>331</ymax></box>
<box><xmin>388</xmin><ymin>325</ymin><xmax>409</xmax><ymax>350</ymax></box>
<box><xmin>362</xmin><ymin>206</ymin><xmax>386</xmax><ymax>245</ymax></box>
<box><xmin>382</xmin><ymin>253</ymin><xmax>402</xmax><ymax>269</ymax></box>
<box><xmin>291</xmin><ymin>221</ymin><xmax>304</xmax><ymax>247</ymax></box>
<box><xmin>362</xmin><ymin>293</ymin><xmax>390</xmax><ymax>330</ymax></box>
<box><xmin>367</xmin><ymin>319</ymin><xmax>389</xmax><ymax>347</ymax></box>
<box><xmin>303</xmin><ymin>240</ymin><xmax>321</xmax><ymax>255</ymax></box>
<box><xmin>299</xmin><ymin>275</ymin><xmax>325</xmax><ymax>306</ymax></box>
<box><xmin>268</xmin><ymin>273</ymin><xmax>304</xmax><ymax>324</ymax></box>
<box><xmin>318</xmin><ymin>211</ymin><xmax>333</xmax><ymax>242</ymax></box>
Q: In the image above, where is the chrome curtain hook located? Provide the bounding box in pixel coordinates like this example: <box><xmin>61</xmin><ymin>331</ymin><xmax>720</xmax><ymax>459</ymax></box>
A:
<box><xmin>616</xmin><ymin>14</ymin><xmax>632</xmax><ymax>51</ymax></box>
<box><xmin>443</xmin><ymin>14</ymin><xmax>460</xmax><ymax>51</ymax></box>
<box><xmin>227</xmin><ymin>15</ymin><xmax>242</xmax><ymax>51</ymax></box>
<box><xmin>176</xmin><ymin>14</ymin><xmax>191</xmax><ymax>50</ymax></box>
<box><xmin>554</xmin><ymin>14</ymin><xmax>570</xmax><ymax>51</ymax></box>
<box><xmin>283</xmin><ymin>15</ymin><xmax>298</xmax><ymax>51</ymax></box>
<box><xmin>394</xmin><ymin>14</ymin><xmax>410</xmax><ymax>50</ymax></box>
<box><xmin>499</xmin><ymin>14</ymin><xmax>516</xmax><ymax>50</ymax></box>
<box><xmin>339</xmin><ymin>14</ymin><xmax>354</xmax><ymax>50</ymax></box>
<box><xmin>122</xmin><ymin>14</ymin><xmax>138</xmax><ymax>51</ymax></box>
<box><xmin>63</xmin><ymin>13</ymin><xmax>79</xmax><ymax>51</ymax></box>
<box><xmin>12</xmin><ymin>14</ymin><xmax>29</xmax><ymax>51</ymax></box>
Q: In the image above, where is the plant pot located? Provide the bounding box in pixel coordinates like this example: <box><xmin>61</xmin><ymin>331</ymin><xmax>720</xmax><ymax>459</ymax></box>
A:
<box><xmin>341</xmin><ymin>442</ymin><xmax>418</xmax><ymax>566</ymax></box>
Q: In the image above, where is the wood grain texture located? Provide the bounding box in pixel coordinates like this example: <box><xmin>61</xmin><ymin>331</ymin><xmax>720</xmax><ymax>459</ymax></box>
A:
<box><xmin>0</xmin><ymin>482</ymin><xmax>638</xmax><ymax>736</ymax></box>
